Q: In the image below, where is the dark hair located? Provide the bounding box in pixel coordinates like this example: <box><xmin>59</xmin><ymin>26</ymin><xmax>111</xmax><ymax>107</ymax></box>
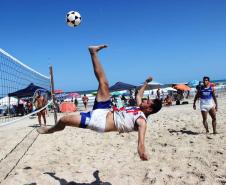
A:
<box><xmin>150</xmin><ymin>99</ymin><xmax>162</xmax><ymax>114</ymax></box>
<box><xmin>203</xmin><ymin>76</ymin><xmax>210</xmax><ymax>81</ymax></box>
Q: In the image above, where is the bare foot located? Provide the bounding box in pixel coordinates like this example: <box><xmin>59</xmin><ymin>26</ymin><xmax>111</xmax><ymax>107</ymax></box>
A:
<box><xmin>37</xmin><ymin>127</ymin><xmax>52</xmax><ymax>134</ymax></box>
<box><xmin>88</xmin><ymin>45</ymin><xmax>108</xmax><ymax>53</ymax></box>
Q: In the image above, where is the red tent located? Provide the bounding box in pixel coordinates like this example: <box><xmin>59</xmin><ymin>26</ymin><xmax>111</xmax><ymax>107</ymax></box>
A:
<box><xmin>59</xmin><ymin>102</ymin><xmax>76</xmax><ymax>112</ymax></box>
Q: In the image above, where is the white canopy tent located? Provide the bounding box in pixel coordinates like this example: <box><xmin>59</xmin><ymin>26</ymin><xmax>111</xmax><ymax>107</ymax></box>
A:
<box><xmin>0</xmin><ymin>96</ymin><xmax>18</xmax><ymax>106</ymax></box>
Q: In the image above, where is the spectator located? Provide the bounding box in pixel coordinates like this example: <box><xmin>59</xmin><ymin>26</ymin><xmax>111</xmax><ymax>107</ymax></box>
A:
<box><xmin>164</xmin><ymin>95</ymin><xmax>172</xmax><ymax>106</ymax></box>
<box><xmin>82</xmin><ymin>94</ymin><xmax>89</xmax><ymax>110</ymax></box>
<box><xmin>34</xmin><ymin>91</ymin><xmax>47</xmax><ymax>126</ymax></box>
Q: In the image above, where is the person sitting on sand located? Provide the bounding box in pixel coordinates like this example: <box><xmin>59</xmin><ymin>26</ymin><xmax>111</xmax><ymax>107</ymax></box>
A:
<box><xmin>193</xmin><ymin>76</ymin><xmax>218</xmax><ymax>134</ymax></box>
<box><xmin>37</xmin><ymin>45</ymin><xmax>162</xmax><ymax>161</ymax></box>
<box><xmin>164</xmin><ymin>95</ymin><xmax>172</xmax><ymax>106</ymax></box>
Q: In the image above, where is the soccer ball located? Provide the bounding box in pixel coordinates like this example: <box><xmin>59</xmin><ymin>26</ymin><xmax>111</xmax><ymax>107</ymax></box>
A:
<box><xmin>66</xmin><ymin>11</ymin><xmax>82</xmax><ymax>27</ymax></box>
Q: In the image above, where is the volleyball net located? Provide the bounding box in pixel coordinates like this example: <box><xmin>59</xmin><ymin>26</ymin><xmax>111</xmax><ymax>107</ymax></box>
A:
<box><xmin>0</xmin><ymin>48</ymin><xmax>53</xmax><ymax>126</ymax></box>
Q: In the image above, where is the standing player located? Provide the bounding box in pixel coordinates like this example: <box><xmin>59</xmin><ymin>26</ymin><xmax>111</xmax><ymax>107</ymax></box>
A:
<box><xmin>193</xmin><ymin>76</ymin><xmax>218</xmax><ymax>134</ymax></box>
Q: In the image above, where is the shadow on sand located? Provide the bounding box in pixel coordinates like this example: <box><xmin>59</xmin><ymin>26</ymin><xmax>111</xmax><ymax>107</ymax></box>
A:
<box><xmin>44</xmin><ymin>170</ymin><xmax>112</xmax><ymax>185</ymax></box>
<box><xmin>28</xmin><ymin>124</ymin><xmax>53</xmax><ymax>128</ymax></box>
<box><xmin>168</xmin><ymin>129</ymin><xmax>199</xmax><ymax>135</ymax></box>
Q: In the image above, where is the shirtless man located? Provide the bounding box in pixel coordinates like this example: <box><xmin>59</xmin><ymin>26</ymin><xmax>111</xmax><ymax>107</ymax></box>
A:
<box><xmin>34</xmin><ymin>91</ymin><xmax>47</xmax><ymax>126</ymax></box>
<box><xmin>82</xmin><ymin>94</ymin><xmax>89</xmax><ymax>110</ymax></box>
<box><xmin>37</xmin><ymin>45</ymin><xmax>162</xmax><ymax>160</ymax></box>
<box><xmin>193</xmin><ymin>76</ymin><xmax>218</xmax><ymax>134</ymax></box>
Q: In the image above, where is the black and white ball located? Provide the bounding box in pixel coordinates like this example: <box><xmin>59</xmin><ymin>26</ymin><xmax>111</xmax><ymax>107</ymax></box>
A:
<box><xmin>66</xmin><ymin>11</ymin><xmax>82</xmax><ymax>27</ymax></box>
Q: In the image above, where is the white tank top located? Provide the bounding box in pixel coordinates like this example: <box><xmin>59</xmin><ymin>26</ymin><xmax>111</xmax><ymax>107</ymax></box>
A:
<box><xmin>113</xmin><ymin>107</ymin><xmax>147</xmax><ymax>133</ymax></box>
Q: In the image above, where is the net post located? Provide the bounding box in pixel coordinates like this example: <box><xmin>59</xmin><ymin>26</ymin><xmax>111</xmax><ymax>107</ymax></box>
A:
<box><xmin>49</xmin><ymin>66</ymin><xmax>58</xmax><ymax>125</ymax></box>
<box><xmin>8</xmin><ymin>96</ymin><xmax>10</xmax><ymax>117</ymax></box>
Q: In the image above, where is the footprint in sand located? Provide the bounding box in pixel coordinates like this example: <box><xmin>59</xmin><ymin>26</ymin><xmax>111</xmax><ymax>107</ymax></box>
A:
<box><xmin>23</xmin><ymin>166</ymin><xmax>32</xmax><ymax>170</ymax></box>
<box><xmin>172</xmin><ymin>148</ymin><xmax>177</xmax><ymax>154</ymax></box>
<box><xmin>194</xmin><ymin>157</ymin><xmax>209</xmax><ymax>167</ymax></box>
<box><xmin>211</xmin><ymin>161</ymin><xmax>218</xmax><ymax>168</ymax></box>
<box><xmin>216</xmin><ymin>175</ymin><xmax>226</xmax><ymax>184</ymax></box>
<box><xmin>188</xmin><ymin>171</ymin><xmax>206</xmax><ymax>182</ymax></box>
<box><xmin>143</xmin><ymin>170</ymin><xmax>157</xmax><ymax>184</ymax></box>
<box><xmin>206</xmin><ymin>136</ymin><xmax>213</xmax><ymax>140</ymax></box>
<box><xmin>216</xmin><ymin>151</ymin><xmax>223</xmax><ymax>155</ymax></box>
<box><xmin>160</xmin><ymin>143</ymin><xmax>167</xmax><ymax>147</ymax></box>
<box><xmin>187</xmin><ymin>163</ymin><xmax>192</xmax><ymax>167</ymax></box>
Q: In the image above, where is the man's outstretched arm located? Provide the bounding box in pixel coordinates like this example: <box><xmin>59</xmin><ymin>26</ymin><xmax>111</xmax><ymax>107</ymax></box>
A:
<box><xmin>193</xmin><ymin>90</ymin><xmax>200</xmax><ymax>110</ymax></box>
<box><xmin>136</xmin><ymin>117</ymin><xmax>149</xmax><ymax>161</ymax></box>
<box><xmin>212</xmin><ymin>88</ymin><xmax>218</xmax><ymax>111</ymax></box>
<box><xmin>136</xmin><ymin>76</ymin><xmax>152</xmax><ymax>106</ymax></box>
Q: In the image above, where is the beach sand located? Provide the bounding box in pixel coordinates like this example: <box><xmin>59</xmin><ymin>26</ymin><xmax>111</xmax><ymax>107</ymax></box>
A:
<box><xmin>0</xmin><ymin>97</ymin><xmax>225</xmax><ymax>185</ymax></box>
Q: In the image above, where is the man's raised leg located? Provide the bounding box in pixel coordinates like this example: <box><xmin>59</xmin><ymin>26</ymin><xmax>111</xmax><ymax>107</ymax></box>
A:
<box><xmin>37</xmin><ymin>44</ymin><xmax>110</xmax><ymax>134</ymax></box>
<box><xmin>88</xmin><ymin>45</ymin><xmax>110</xmax><ymax>102</ymax></box>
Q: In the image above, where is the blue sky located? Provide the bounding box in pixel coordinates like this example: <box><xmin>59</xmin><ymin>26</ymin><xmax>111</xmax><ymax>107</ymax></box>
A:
<box><xmin>0</xmin><ymin>0</ymin><xmax>226</xmax><ymax>91</ymax></box>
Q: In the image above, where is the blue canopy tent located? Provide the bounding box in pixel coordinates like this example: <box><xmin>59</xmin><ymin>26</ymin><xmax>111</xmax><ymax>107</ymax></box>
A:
<box><xmin>109</xmin><ymin>82</ymin><xmax>136</xmax><ymax>91</ymax></box>
<box><xmin>8</xmin><ymin>83</ymin><xmax>49</xmax><ymax>98</ymax></box>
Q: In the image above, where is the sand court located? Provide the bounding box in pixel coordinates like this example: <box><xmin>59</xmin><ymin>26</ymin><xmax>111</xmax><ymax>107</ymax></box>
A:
<box><xmin>0</xmin><ymin>98</ymin><xmax>225</xmax><ymax>185</ymax></box>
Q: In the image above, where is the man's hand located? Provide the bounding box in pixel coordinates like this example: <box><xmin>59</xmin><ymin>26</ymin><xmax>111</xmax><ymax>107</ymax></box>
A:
<box><xmin>138</xmin><ymin>145</ymin><xmax>149</xmax><ymax>161</ymax></box>
<box><xmin>215</xmin><ymin>105</ymin><xmax>218</xmax><ymax>112</ymax></box>
<box><xmin>193</xmin><ymin>104</ymin><xmax>196</xmax><ymax>110</ymax></box>
<box><xmin>145</xmin><ymin>76</ymin><xmax>153</xmax><ymax>83</ymax></box>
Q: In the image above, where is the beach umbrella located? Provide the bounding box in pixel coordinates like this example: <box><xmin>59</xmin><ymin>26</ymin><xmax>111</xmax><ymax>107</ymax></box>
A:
<box><xmin>173</xmin><ymin>84</ymin><xmax>191</xmax><ymax>91</ymax></box>
<box><xmin>164</xmin><ymin>87</ymin><xmax>177</xmax><ymax>92</ymax></box>
<box><xmin>111</xmin><ymin>91</ymin><xmax>122</xmax><ymax>96</ymax></box>
<box><xmin>67</xmin><ymin>92</ymin><xmax>80</xmax><ymax>98</ymax></box>
<box><xmin>187</xmin><ymin>80</ymin><xmax>199</xmax><ymax>87</ymax></box>
<box><xmin>139</xmin><ymin>80</ymin><xmax>163</xmax><ymax>86</ymax></box>
<box><xmin>54</xmin><ymin>89</ymin><xmax>63</xmax><ymax>94</ymax></box>
<box><xmin>139</xmin><ymin>80</ymin><xmax>163</xmax><ymax>90</ymax></box>
<box><xmin>147</xmin><ymin>81</ymin><xmax>164</xmax><ymax>86</ymax></box>
<box><xmin>55</xmin><ymin>93</ymin><xmax>67</xmax><ymax>101</ymax></box>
